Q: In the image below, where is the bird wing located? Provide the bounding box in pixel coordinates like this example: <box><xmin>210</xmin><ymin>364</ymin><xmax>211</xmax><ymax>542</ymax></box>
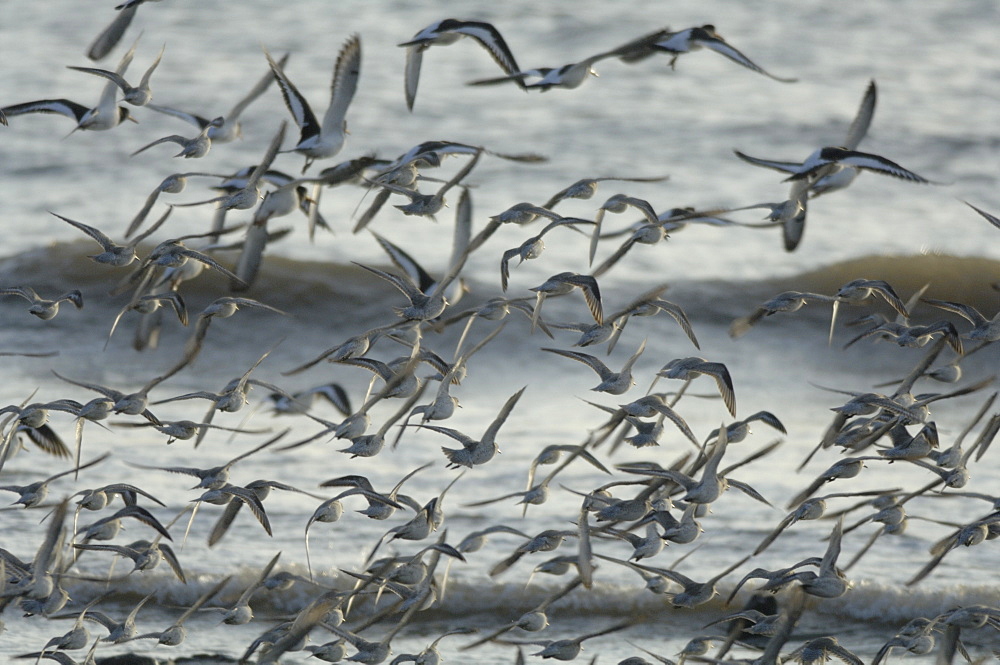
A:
<box><xmin>701</xmin><ymin>37</ymin><xmax>797</xmax><ymax>82</ymax></box>
<box><xmin>264</xmin><ymin>49</ymin><xmax>320</xmax><ymax>143</ymax></box>
<box><xmin>323</xmin><ymin>34</ymin><xmax>361</xmax><ymax>134</ymax></box>
<box><xmin>844</xmin><ymin>80</ymin><xmax>877</xmax><ymax>150</ymax></box>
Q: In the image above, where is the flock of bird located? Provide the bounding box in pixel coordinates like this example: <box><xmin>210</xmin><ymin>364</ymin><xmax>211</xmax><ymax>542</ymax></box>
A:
<box><xmin>2</xmin><ymin>3</ymin><xmax>1000</xmax><ymax>665</ymax></box>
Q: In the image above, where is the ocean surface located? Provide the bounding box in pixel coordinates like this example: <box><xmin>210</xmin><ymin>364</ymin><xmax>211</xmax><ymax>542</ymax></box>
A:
<box><xmin>1</xmin><ymin>2</ymin><xmax>999</xmax><ymax>664</ymax></box>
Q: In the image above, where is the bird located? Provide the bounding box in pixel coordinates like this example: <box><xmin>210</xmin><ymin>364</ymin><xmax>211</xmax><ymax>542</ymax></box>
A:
<box><xmin>210</xmin><ymin>552</ymin><xmax>282</xmax><ymax>625</ymax></box>
<box><xmin>264</xmin><ymin>35</ymin><xmax>361</xmax><ymax>171</ymax></box>
<box><xmin>367</xmin><ymin>148</ymin><xmax>482</xmax><ymax>219</ymax></box>
<box><xmin>86</xmin><ymin>1</ymin><xmax>139</xmax><ymax>60</ymax></box>
<box><xmin>67</xmin><ymin>42</ymin><xmax>164</xmax><ymax>106</ymax></box>
<box><xmin>787</xmin><ymin>457</ymin><xmax>872</xmax><ymax>509</ymax></box>
<box><xmin>515</xmin><ymin>619</ymin><xmax>634</xmax><ymax>660</ymax></box>
<box><xmin>922</xmin><ymin>297</ymin><xmax>1000</xmax><ymax>342</ymax></box>
<box><xmin>468</xmin><ymin>45</ymin><xmax>624</xmax><ymax>91</ymax></box>
<box><xmin>54</xmin><ymin>206</ymin><xmax>179</xmax><ymax>270</ymax></box>
<box><xmin>461</xmin><ymin>577</ymin><xmax>584</xmax><ymax>650</ymax></box>
<box><xmin>419</xmin><ymin>386</ymin><xmax>525</xmax><ymax>468</ymax></box>
<box><xmin>704</xmin><ymin>411</ymin><xmax>787</xmax><ymax>444</ymax></box>
<box><xmin>542</xmin><ymin>340</ymin><xmax>646</xmax><ymax>395</ymax></box>
<box><xmin>542</xmin><ymin>175</ymin><xmax>669</xmax><ymax>210</ymax></box>
<box><xmin>130</xmin><ymin>576</ymin><xmax>230</xmax><ymax>646</ymax></box>
<box><xmin>68</xmin><ymin>592</ymin><xmax>155</xmax><ymax>643</ymax></box>
<box><xmin>753</xmin><ymin>490</ymin><xmax>895</xmax><ymax>555</ymax></box>
<box><xmin>74</xmin><ymin>504</ymin><xmax>172</xmax><ymax>544</ymax></box>
<box><xmin>399</xmin><ymin>19</ymin><xmax>523</xmax><ymax>110</ymax></box>
<box><xmin>144</xmin><ymin>53</ymin><xmax>289</xmax><ymax>144</ymax></box>
<box><xmin>500</xmin><ymin>216</ymin><xmax>594</xmax><ymax>291</ymax></box>
<box><xmin>385</xmin><ymin>627</ymin><xmax>477</xmax><ymax>665</ymax></box>
<box><xmin>54</xmin><ymin>371</ymin><xmax>172</xmax><ymax>426</ymax></box>
<box><xmin>127</xmin><ymin>430</ymin><xmax>285</xmax><ymax>496</ymax></box>
<box><xmin>654</xmin><ymin>357</ymin><xmax>737</xmax><ymax>417</ymax></box>
<box><xmin>3</xmin><ymin>46</ymin><xmax>137</xmax><ymax>131</ymax></box>
<box><xmin>76</xmin><ymin>537</ymin><xmax>186</xmax><ymax>582</ymax></box>
<box><xmin>733</xmin><ymin>80</ymin><xmax>878</xmax><ymax>197</ymax></box>
<box><xmin>0</xmin><ymin>287</ymin><xmax>83</xmax><ymax>320</ymax></box>
<box><xmin>130</xmin><ymin>116</ymin><xmax>224</xmax><ymax>159</ymax></box>
<box><xmin>649</xmin><ymin>25</ymin><xmax>797</xmax><ymax>82</ymax></box>
<box><xmin>757</xmin><ymin>146</ymin><xmax>933</xmax><ymax>184</ymax></box>
<box><xmin>0</xmin><ymin>453</ymin><xmax>109</xmax><ymax>508</ymax></box>
<box><xmin>267</xmin><ymin>383</ymin><xmax>352</xmax><ymax>416</ymax></box>
<box><xmin>490</xmin><ymin>529</ymin><xmax>578</xmax><ymax>577</ymax></box>
<box><xmin>353</xmin><ymin>261</ymin><xmax>455</xmax><ymax>322</ymax></box>
<box><xmin>105</xmin><ymin>291</ymin><xmax>187</xmax><ymax>349</ymax></box>
<box><xmin>784</xmin><ymin>636</ymin><xmax>863</xmax><ymax>665</ymax></box>
<box><xmin>588</xmin><ymin>193</ymin><xmax>661</xmax><ymax>265</ymax></box>
<box><xmin>175</xmin><ymin>121</ymin><xmax>287</xmax><ymax>210</ymax></box>
<box><xmin>529</xmin><ymin>272</ymin><xmax>604</xmax><ymax>332</ymax></box>
<box><xmin>729</xmin><ymin>290</ymin><xmax>837</xmax><ymax>338</ymax></box>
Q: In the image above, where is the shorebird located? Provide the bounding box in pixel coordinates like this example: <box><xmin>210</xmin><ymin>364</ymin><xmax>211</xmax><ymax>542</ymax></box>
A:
<box><xmin>530</xmin><ymin>272</ymin><xmax>603</xmax><ymax>332</ymax></box>
<box><xmin>209</xmin><ymin>552</ymin><xmax>281</xmax><ymax>625</ymax></box>
<box><xmin>649</xmin><ymin>25</ymin><xmax>797</xmax><ymax>82</ymax></box>
<box><xmin>127</xmin><ymin>430</ymin><xmax>285</xmax><ymax>496</ymax></box>
<box><xmin>283</xmin><ymin>323</ymin><xmax>405</xmax><ymax>375</ymax></box>
<box><xmin>68</xmin><ymin>42</ymin><xmax>164</xmax><ymax>106</ymax></box>
<box><xmin>784</xmin><ymin>637</ymin><xmax>863</xmax><ymax>665</ymax></box>
<box><xmin>922</xmin><ymin>297</ymin><xmax>1000</xmax><ymax>342</ymax></box>
<box><xmin>370</xmin><ymin>225</ymin><xmax>471</xmax><ymax>310</ymax></box>
<box><xmin>419</xmin><ymin>386</ymin><xmax>525</xmax><ymax>468</ymax></box>
<box><xmin>747</xmin><ymin>146</ymin><xmax>933</xmax><ymax>185</ymax></box>
<box><xmin>76</xmin><ymin>537</ymin><xmax>186</xmax><ymax>582</ymax></box>
<box><xmin>117</xmin><ymin>227</ymin><xmax>248</xmax><ymax>301</ymax></box>
<box><xmin>462</xmin><ymin>577</ymin><xmax>584</xmax><ymax>650</ymax></box>
<box><xmin>490</xmin><ymin>529</ymin><xmax>578</xmax><ymax>577</ymax></box>
<box><xmin>320</xmin><ymin>462</ymin><xmax>429</xmax><ymax>522</ymax></box>
<box><xmin>0</xmin><ymin>287</ymin><xmax>83</xmax><ymax>320</ymax></box>
<box><xmin>354</xmin><ymin>261</ymin><xmax>456</xmax><ymax>322</ymax></box>
<box><xmin>729</xmin><ymin>290</ymin><xmax>837</xmax><ymax>338</ymax></box>
<box><xmin>267</xmin><ymin>383</ymin><xmax>352</xmax><ymax>416</ymax></box>
<box><xmin>87</xmin><ymin>0</ymin><xmax>139</xmax><ymax>60</ymax></box>
<box><xmin>654</xmin><ymin>357</ymin><xmax>737</xmax><ymax>417</ymax></box>
<box><xmin>3</xmin><ymin>46</ymin><xmax>137</xmax><ymax>131</ymax></box>
<box><xmin>175</xmin><ymin>121</ymin><xmax>287</xmax><ymax>210</ymax></box>
<box><xmin>500</xmin><ymin>216</ymin><xmax>594</xmax><ymax>290</ymax></box>
<box><xmin>400</xmin><ymin>19</ymin><xmax>523</xmax><ymax>110</ymax></box>
<box><xmin>367</xmin><ymin>149</ymin><xmax>482</xmax><ymax>219</ymax></box>
<box><xmin>615</xmin><ymin>394</ymin><xmax>700</xmax><ymax>446</ymax></box>
<box><xmin>516</xmin><ymin>620</ymin><xmax>634</xmax><ymax>660</ymax></box>
<box><xmin>130</xmin><ymin>576</ymin><xmax>230</xmax><ymax>646</ymax></box>
<box><xmin>870</xmin><ymin>618</ymin><xmax>937</xmax><ymax>665</ymax></box>
<box><xmin>264</xmin><ymin>35</ymin><xmax>361</xmax><ymax>171</ymax></box>
<box><xmin>145</xmin><ymin>53</ymin><xmax>288</xmax><ymax>144</ymax></box>
<box><xmin>130</xmin><ymin>116</ymin><xmax>223</xmax><ymax>159</ymax></box>
<box><xmin>67</xmin><ymin>592</ymin><xmax>155</xmax><ymax>643</ymax></box>
<box><xmin>53</xmin><ymin>207</ymin><xmax>175</xmax><ymax>268</ymax></box>
<box><xmin>73</xmin><ymin>482</ymin><xmax>165</xmax><ymax>513</ymax></box>
<box><xmin>543</xmin><ymin>175</ymin><xmax>669</xmax><ymax>209</ymax></box>
<box><xmin>0</xmin><ymin>453</ymin><xmax>108</xmax><ymax>508</ymax></box>
<box><xmin>753</xmin><ymin>489</ymin><xmax>895</xmax><ymax>555</ymax></box>
<box><xmin>53</xmin><ymin>371</ymin><xmax>171</xmax><ymax>423</ymax></box>
<box><xmin>588</xmin><ymin>193</ymin><xmax>660</xmax><ymax>265</ymax></box>
<box><xmin>734</xmin><ymin>80</ymin><xmax>878</xmax><ymax>197</ymax></box>
<box><xmin>106</xmin><ymin>291</ymin><xmax>187</xmax><ymax>348</ymax></box>
<box><xmin>467</xmin><ymin>43</ymin><xmax>627</xmax><ymax>91</ymax></box>
<box><xmin>542</xmin><ymin>340</ymin><xmax>646</xmax><ymax>395</ymax></box>
<box><xmin>705</xmin><ymin>411</ymin><xmax>786</xmax><ymax>444</ymax></box>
